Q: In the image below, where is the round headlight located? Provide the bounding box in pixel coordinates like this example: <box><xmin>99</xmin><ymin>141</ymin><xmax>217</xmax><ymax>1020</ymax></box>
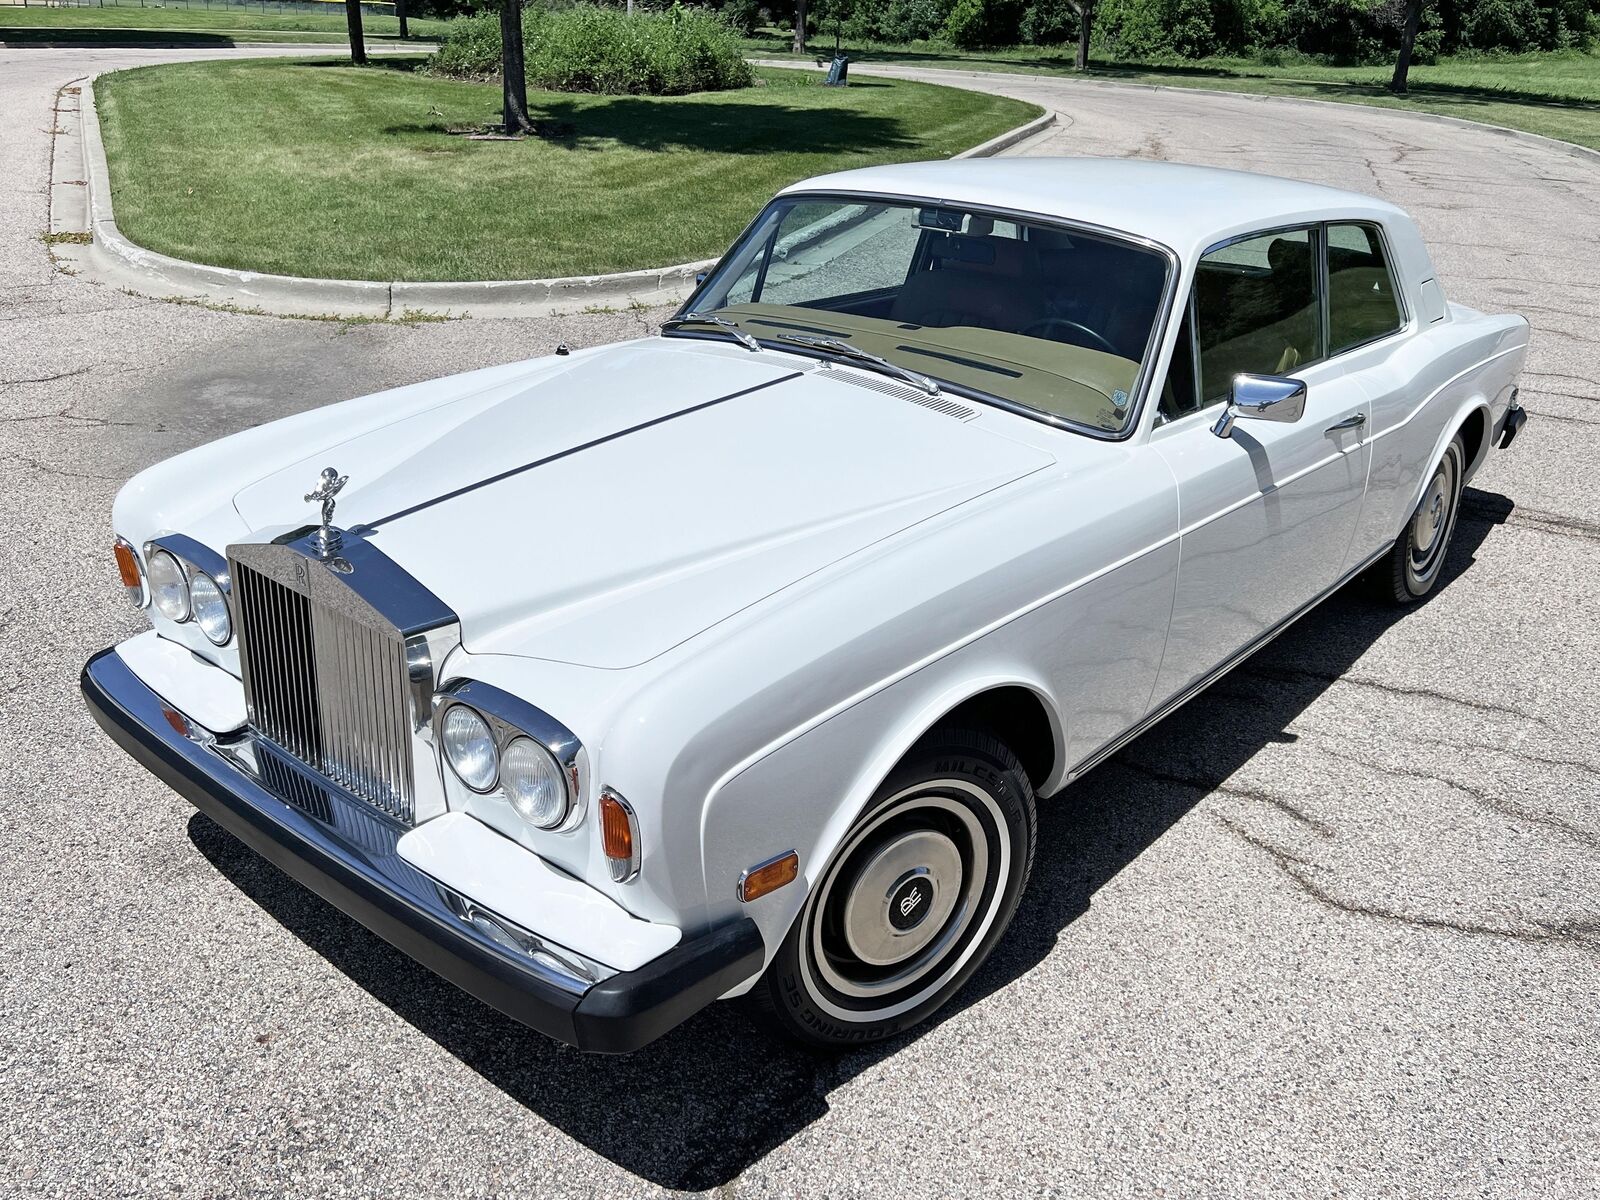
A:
<box><xmin>442</xmin><ymin>705</ymin><xmax>498</xmax><ymax>792</ymax></box>
<box><xmin>189</xmin><ymin>572</ymin><xmax>232</xmax><ymax>645</ymax></box>
<box><xmin>501</xmin><ymin>737</ymin><xmax>569</xmax><ymax>830</ymax></box>
<box><xmin>148</xmin><ymin>550</ymin><xmax>190</xmax><ymax>622</ymax></box>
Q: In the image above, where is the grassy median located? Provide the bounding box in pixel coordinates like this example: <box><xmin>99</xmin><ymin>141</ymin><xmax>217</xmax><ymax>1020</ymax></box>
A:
<box><xmin>749</xmin><ymin>35</ymin><xmax>1600</xmax><ymax>151</ymax></box>
<box><xmin>93</xmin><ymin>60</ymin><xmax>1038</xmax><ymax>281</ymax></box>
<box><xmin>0</xmin><ymin>6</ymin><xmax>449</xmax><ymax>45</ymax></box>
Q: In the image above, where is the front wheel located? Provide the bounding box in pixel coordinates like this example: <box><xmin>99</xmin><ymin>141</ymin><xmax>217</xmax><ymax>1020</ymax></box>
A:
<box><xmin>754</xmin><ymin>729</ymin><xmax>1036</xmax><ymax>1048</ymax></box>
<box><xmin>1379</xmin><ymin>433</ymin><xmax>1465</xmax><ymax>603</ymax></box>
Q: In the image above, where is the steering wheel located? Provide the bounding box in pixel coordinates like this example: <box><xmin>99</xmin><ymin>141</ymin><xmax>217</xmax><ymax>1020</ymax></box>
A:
<box><xmin>1020</xmin><ymin>317</ymin><xmax>1120</xmax><ymax>356</ymax></box>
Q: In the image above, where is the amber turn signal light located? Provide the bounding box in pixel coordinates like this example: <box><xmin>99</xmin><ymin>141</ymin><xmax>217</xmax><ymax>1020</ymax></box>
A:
<box><xmin>738</xmin><ymin>850</ymin><xmax>799</xmax><ymax>903</ymax></box>
<box><xmin>599</xmin><ymin>789</ymin><xmax>639</xmax><ymax>882</ymax></box>
<box><xmin>114</xmin><ymin>538</ymin><xmax>143</xmax><ymax>590</ymax></box>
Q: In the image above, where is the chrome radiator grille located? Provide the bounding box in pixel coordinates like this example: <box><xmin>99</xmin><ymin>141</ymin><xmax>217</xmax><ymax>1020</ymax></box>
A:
<box><xmin>233</xmin><ymin>558</ymin><xmax>417</xmax><ymax>823</ymax></box>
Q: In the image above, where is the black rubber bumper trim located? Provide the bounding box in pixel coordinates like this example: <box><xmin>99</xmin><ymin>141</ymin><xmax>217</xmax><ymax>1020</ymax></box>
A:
<box><xmin>80</xmin><ymin>646</ymin><xmax>763</xmax><ymax>1053</ymax></box>
<box><xmin>1499</xmin><ymin>402</ymin><xmax>1527</xmax><ymax>450</ymax></box>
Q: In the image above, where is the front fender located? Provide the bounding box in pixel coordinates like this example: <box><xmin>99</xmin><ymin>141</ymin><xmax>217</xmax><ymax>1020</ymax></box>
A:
<box><xmin>697</xmin><ymin>665</ymin><xmax>1065</xmax><ymax>988</ymax></box>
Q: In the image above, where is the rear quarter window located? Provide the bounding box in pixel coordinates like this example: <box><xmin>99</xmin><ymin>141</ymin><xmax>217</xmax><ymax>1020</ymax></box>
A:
<box><xmin>1328</xmin><ymin>223</ymin><xmax>1404</xmax><ymax>353</ymax></box>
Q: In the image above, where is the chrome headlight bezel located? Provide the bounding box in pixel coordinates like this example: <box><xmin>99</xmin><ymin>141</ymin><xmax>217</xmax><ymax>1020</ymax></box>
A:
<box><xmin>433</xmin><ymin>682</ymin><xmax>586</xmax><ymax>835</ymax></box>
<box><xmin>141</xmin><ymin>534</ymin><xmax>236</xmax><ymax>646</ymax></box>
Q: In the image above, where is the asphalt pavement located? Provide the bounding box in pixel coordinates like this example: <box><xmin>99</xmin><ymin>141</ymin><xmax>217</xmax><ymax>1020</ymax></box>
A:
<box><xmin>2</xmin><ymin>45</ymin><xmax>1597</xmax><ymax>1199</ymax></box>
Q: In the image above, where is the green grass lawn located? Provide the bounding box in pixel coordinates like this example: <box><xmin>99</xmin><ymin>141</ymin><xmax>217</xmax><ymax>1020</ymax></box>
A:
<box><xmin>748</xmin><ymin>33</ymin><xmax>1600</xmax><ymax>150</ymax></box>
<box><xmin>0</xmin><ymin>5</ymin><xmax>449</xmax><ymax>45</ymax></box>
<box><xmin>93</xmin><ymin>60</ymin><xmax>1039</xmax><ymax>281</ymax></box>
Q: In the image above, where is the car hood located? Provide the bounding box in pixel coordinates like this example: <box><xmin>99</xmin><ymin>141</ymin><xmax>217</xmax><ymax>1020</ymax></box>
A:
<box><xmin>233</xmin><ymin>340</ymin><xmax>1053</xmax><ymax>669</ymax></box>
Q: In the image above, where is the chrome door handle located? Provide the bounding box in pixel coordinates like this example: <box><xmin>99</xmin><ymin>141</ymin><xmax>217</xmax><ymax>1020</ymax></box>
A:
<box><xmin>1325</xmin><ymin>413</ymin><xmax>1367</xmax><ymax>433</ymax></box>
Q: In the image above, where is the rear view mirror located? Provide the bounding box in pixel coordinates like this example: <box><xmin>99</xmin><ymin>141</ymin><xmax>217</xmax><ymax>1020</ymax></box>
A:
<box><xmin>916</xmin><ymin>207</ymin><xmax>965</xmax><ymax>231</ymax></box>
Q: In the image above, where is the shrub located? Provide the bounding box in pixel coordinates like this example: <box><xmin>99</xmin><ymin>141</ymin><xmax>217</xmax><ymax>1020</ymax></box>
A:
<box><xmin>425</xmin><ymin>9</ymin><xmax>503</xmax><ymax>79</ymax></box>
<box><xmin>941</xmin><ymin>0</ymin><xmax>1023</xmax><ymax>47</ymax></box>
<box><xmin>427</xmin><ymin>4</ymin><xmax>755</xmax><ymax>95</ymax></box>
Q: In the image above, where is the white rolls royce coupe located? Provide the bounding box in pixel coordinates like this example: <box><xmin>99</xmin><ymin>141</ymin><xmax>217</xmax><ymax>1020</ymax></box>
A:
<box><xmin>83</xmin><ymin>158</ymin><xmax>1529</xmax><ymax>1051</ymax></box>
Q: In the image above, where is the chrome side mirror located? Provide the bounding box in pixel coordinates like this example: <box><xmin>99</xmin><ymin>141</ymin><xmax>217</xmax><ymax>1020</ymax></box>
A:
<box><xmin>1212</xmin><ymin>373</ymin><xmax>1307</xmax><ymax>438</ymax></box>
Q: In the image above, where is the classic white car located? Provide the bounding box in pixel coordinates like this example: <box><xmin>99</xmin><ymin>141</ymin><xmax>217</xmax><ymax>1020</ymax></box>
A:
<box><xmin>84</xmin><ymin>158</ymin><xmax>1529</xmax><ymax>1051</ymax></box>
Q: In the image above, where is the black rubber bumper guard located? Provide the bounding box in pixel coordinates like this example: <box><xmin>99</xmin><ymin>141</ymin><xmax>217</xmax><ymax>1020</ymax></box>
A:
<box><xmin>81</xmin><ymin>647</ymin><xmax>763</xmax><ymax>1054</ymax></box>
<box><xmin>1499</xmin><ymin>394</ymin><xmax>1528</xmax><ymax>450</ymax></box>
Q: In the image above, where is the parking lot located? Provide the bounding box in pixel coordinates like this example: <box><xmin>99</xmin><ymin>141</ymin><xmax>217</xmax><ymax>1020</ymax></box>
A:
<box><xmin>3</xmin><ymin>46</ymin><xmax>1597</xmax><ymax>1198</ymax></box>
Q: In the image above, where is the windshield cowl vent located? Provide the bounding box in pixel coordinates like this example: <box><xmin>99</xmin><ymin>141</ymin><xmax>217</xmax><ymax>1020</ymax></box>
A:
<box><xmin>822</xmin><ymin>367</ymin><xmax>978</xmax><ymax>421</ymax></box>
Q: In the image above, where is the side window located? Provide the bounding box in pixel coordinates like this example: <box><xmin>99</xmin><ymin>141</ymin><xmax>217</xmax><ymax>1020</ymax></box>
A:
<box><xmin>1328</xmin><ymin>222</ymin><xmax>1404</xmax><ymax>353</ymax></box>
<box><xmin>1195</xmin><ymin>228</ymin><xmax>1321</xmax><ymax>407</ymax></box>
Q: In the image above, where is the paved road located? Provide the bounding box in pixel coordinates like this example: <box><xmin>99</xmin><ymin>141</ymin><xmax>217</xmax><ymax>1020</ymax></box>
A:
<box><xmin>3</xmin><ymin>46</ymin><xmax>1598</xmax><ymax>1200</ymax></box>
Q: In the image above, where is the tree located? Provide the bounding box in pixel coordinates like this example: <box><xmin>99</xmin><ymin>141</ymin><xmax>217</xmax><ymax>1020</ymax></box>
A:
<box><xmin>793</xmin><ymin>0</ymin><xmax>808</xmax><ymax>52</ymax></box>
<box><xmin>500</xmin><ymin>0</ymin><xmax>535</xmax><ymax>134</ymax></box>
<box><xmin>1072</xmin><ymin>0</ymin><xmax>1096</xmax><ymax>69</ymax></box>
<box><xmin>344</xmin><ymin>0</ymin><xmax>367</xmax><ymax>64</ymax></box>
<box><xmin>1390</xmin><ymin>0</ymin><xmax>1425</xmax><ymax>93</ymax></box>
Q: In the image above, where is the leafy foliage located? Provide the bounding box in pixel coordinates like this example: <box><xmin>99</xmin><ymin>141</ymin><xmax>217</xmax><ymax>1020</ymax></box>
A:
<box><xmin>429</xmin><ymin>4</ymin><xmax>754</xmax><ymax>94</ymax></box>
<box><xmin>770</xmin><ymin>0</ymin><xmax>1599</xmax><ymax>57</ymax></box>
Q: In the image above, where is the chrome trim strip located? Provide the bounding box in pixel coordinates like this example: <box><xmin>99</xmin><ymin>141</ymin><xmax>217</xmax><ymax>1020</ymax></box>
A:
<box><xmin>1062</xmin><ymin>543</ymin><xmax>1391</xmax><ymax>787</ymax></box>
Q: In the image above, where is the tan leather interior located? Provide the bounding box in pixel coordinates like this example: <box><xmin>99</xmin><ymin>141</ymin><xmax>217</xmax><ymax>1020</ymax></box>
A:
<box><xmin>1329</xmin><ymin>264</ymin><xmax>1401</xmax><ymax>350</ymax></box>
<box><xmin>890</xmin><ymin>234</ymin><xmax>1047</xmax><ymax>332</ymax></box>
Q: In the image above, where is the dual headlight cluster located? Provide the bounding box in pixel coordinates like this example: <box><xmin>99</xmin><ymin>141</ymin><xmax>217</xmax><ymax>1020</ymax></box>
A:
<box><xmin>120</xmin><ymin>537</ymin><xmax>232</xmax><ymax>646</ymax></box>
<box><xmin>440</xmin><ymin>702</ymin><xmax>573</xmax><ymax>831</ymax></box>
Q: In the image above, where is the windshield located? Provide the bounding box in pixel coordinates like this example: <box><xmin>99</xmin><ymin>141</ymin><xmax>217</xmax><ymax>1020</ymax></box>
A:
<box><xmin>680</xmin><ymin>195</ymin><xmax>1173</xmax><ymax>434</ymax></box>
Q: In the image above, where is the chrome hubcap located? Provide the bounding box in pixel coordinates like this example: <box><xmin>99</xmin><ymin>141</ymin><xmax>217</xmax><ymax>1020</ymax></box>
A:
<box><xmin>1415</xmin><ymin>477</ymin><xmax>1448</xmax><ymax>553</ymax></box>
<box><xmin>808</xmin><ymin>791</ymin><xmax>991</xmax><ymax>1003</ymax></box>
<box><xmin>1408</xmin><ymin>449</ymin><xmax>1458</xmax><ymax>584</ymax></box>
<box><xmin>841</xmin><ymin>830</ymin><xmax>963</xmax><ymax>966</ymax></box>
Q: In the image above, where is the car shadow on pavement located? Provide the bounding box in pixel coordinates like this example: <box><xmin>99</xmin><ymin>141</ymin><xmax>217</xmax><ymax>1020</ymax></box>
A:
<box><xmin>189</xmin><ymin>487</ymin><xmax>1511</xmax><ymax>1190</ymax></box>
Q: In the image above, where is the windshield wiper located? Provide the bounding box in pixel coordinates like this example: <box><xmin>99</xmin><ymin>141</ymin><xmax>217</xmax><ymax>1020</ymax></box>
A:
<box><xmin>660</xmin><ymin>312</ymin><xmax>760</xmax><ymax>352</ymax></box>
<box><xmin>774</xmin><ymin>334</ymin><xmax>940</xmax><ymax>397</ymax></box>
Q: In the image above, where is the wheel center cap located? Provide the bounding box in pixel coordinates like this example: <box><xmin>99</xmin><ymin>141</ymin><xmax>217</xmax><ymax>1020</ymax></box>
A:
<box><xmin>888</xmin><ymin>874</ymin><xmax>936</xmax><ymax>932</ymax></box>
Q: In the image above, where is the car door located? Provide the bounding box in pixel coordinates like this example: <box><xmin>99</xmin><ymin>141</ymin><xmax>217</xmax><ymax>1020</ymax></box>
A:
<box><xmin>1148</xmin><ymin>224</ymin><xmax>1373</xmax><ymax>703</ymax></box>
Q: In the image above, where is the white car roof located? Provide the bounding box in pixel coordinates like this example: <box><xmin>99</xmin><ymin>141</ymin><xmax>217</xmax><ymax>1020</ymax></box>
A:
<box><xmin>780</xmin><ymin>157</ymin><xmax>1409</xmax><ymax>259</ymax></box>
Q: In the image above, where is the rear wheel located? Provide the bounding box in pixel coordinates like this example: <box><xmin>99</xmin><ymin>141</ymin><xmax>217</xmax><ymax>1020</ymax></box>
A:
<box><xmin>754</xmin><ymin>729</ymin><xmax>1035</xmax><ymax>1048</ymax></box>
<box><xmin>1379</xmin><ymin>433</ymin><xmax>1465</xmax><ymax>603</ymax></box>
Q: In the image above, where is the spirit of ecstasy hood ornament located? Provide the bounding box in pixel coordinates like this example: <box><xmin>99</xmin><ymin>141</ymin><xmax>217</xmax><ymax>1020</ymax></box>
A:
<box><xmin>304</xmin><ymin>466</ymin><xmax>348</xmax><ymax>557</ymax></box>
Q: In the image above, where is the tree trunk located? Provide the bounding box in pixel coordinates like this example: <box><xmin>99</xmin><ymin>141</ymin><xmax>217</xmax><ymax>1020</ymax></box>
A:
<box><xmin>792</xmin><ymin>0</ymin><xmax>807</xmax><ymax>53</ymax></box>
<box><xmin>1390</xmin><ymin>0</ymin><xmax>1423</xmax><ymax>94</ymax></box>
<box><xmin>344</xmin><ymin>0</ymin><xmax>366</xmax><ymax>64</ymax></box>
<box><xmin>395</xmin><ymin>0</ymin><xmax>407</xmax><ymax>40</ymax></box>
<box><xmin>500</xmin><ymin>0</ymin><xmax>534</xmax><ymax>135</ymax></box>
<box><xmin>1074</xmin><ymin>1</ymin><xmax>1093</xmax><ymax>71</ymax></box>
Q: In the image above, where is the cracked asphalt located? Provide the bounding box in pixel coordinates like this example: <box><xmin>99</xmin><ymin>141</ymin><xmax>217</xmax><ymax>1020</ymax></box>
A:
<box><xmin>3</xmin><ymin>45</ymin><xmax>1598</xmax><ymax>1200</ymax></box>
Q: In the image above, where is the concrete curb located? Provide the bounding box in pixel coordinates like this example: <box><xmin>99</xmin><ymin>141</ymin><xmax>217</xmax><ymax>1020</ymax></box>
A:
<box><xmin>52</xmin><ymin>66</ymin><xmax>1054</xmax><ymax>320</ymax></box>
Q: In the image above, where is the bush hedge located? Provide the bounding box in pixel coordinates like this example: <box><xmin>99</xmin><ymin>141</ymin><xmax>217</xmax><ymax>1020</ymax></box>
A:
<box><xmin>774</xmin><ymin>0</ymin><xmax>1599</xmax><ymax>61</ymax></box>
<box><xmin>427</xmin><ymin>5</ymin><xmax>754</xmax><ymax>95</ymax></box>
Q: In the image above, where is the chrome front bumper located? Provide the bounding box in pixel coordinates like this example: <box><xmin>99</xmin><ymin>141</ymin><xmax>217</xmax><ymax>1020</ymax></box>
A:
<box><xmin>81</xmin><ymin>646</ymin><xmax>762</xmax><ymax>1053</ymax></box>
